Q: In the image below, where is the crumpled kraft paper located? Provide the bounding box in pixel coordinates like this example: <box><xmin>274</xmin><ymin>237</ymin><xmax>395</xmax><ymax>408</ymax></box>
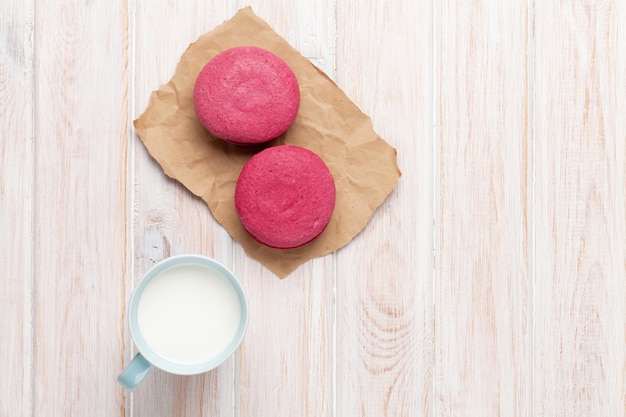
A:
<box><xmin>134</xmin><ymin>7</ymin><xmax>401</xmax><ymax>278</ymax></box>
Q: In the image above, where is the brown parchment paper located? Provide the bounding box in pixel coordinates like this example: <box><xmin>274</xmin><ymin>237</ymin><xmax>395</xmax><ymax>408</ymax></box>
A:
<box><xmin>134</xmin><ymin>7</ymin><xmax>401</xmax><ymax>278</ymax></box>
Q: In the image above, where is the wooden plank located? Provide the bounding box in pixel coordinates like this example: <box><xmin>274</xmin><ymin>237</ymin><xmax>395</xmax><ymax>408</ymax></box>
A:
<box><xmin>0</xmin><ymin>1</ymin><xmax>34</xmax><ymax>416</ymax></box>
<box><xmin>435</xmin><ymin>1</ymin><xmax>530</xmax><ymax>415</ymax></box>
<box><xmin>533</xmin><ymin>2</ymin><xmax>625</xmax><ymax>416</ymax></box>
<box><xmin>130</xmin><ymin>1</ymin><xmax>237</xmax><ymax>416</ymax></box>
<box><xmin>231</xmin><ymin>3</ymin><xmax>336</xmax><ymax>417</ymax></box>
<box><xmin>335</xmin><ymin>1</ymin><xmax>432</xmax><ymax>416</ymax></box>
<box><xmin>32</xmin><ymin>0</ymin><xmax>128</xmax><ymax>415</ymax></box>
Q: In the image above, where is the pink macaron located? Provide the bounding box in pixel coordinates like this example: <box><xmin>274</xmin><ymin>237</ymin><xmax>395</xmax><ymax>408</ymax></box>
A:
<box><xmin>193</xmin><ymin>46</ymin><xmax>300</xmax><ymax>145</ymax></box>
<box><xmin>235</xmin><ymin>145</ymin><xmax>336</xmax><ymax>249</ymax></box>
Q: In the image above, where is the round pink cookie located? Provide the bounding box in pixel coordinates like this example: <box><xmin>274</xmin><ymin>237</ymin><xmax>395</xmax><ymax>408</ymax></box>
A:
<box><xmin>193</xmin><ymin>46</ymin><xmax>300</xmax><ymax>145</ymax></box>
<box><xmin>235</xmin><ymin>145</ymin><xmax>336</xmax><ymax>249</ymax></box>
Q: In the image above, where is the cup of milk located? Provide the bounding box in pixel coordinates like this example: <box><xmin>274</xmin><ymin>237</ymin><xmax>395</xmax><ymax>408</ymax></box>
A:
<box><xmin>117</xmin><ymin>254</ymin><xmax>248</xmax><ymax>391</ymax></box>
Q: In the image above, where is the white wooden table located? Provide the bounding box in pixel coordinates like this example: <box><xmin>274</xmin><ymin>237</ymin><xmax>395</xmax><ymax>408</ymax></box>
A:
<box><xmin>1</xmin><ymin>1</ymin><xmax>624</xmax><ymax>416</ymax></box>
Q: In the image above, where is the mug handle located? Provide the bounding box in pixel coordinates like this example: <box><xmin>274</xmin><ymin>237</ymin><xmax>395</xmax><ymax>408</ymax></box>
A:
<box><xmin>117</xmin><ymin>353</ymin><xmax>154</xmax><ymax>391</ymax></box>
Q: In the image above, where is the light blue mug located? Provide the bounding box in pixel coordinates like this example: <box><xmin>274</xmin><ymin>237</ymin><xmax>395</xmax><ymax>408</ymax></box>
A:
<box><xmin>118</xmin><ymin>255</ymin><xmax>248</xmax><ymax>391</ymax></box>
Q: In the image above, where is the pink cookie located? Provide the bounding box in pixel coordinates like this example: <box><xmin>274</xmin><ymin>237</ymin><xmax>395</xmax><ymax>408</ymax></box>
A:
<box><xmin>193</xmin><ymin>46</ymin><xmax>300</xmax><ymax>145</ymax></box>
<box><xmin>235</xmin><ymin>145</ymin><xmax>336</xmax><ymax>249</ymax></box>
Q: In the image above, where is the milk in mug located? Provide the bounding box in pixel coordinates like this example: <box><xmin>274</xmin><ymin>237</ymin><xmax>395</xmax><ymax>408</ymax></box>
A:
<box><xmin>137</xmin><ymin>263</ymin><xmax>242</xmax><ymax>364</ymax></box>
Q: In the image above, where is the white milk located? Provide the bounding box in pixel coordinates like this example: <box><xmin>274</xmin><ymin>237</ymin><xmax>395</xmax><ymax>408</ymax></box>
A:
<box><xmin>137</xmin><ymin>264</ymin><xmax>242</xmax><ymax>364</ymax></box>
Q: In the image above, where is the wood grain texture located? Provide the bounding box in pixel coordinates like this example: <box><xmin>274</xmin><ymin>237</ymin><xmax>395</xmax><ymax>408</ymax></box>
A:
<box><xmin>335</xmin><ymin>1</ymin><xmax>432</xmax><ymax>416</ymax></box>
<box><xmin>231</xmin><ymin>3</ymin><xmax>336</xmax><ymax>417</ymax></box>
<box><xmin>130</xmin><ymin>1</ymin><xmax>237</xmax><ymax>416</ymax></box>
<box><xmin>32</xmin><ymin>0</ymin><xmax>128</xmax><ymax>415</ymax></box>
<box><xmin>435</xmin><ymin>1</ymin><xmax>529</xmax><ymax>415</ymax></box>
<box><xmin>0</xmin><ymin>1</ymin><xmax>34</xmax><ymax>416</ymax></box>
<box><xmin>533</xmin><ymin>2</ymin><xmax>626</xmax><ymax>416</ymax></box>
<box><xmin>3</xmin><ymin>1</ymin><xmax>626</xmax><ymax>416</ymax></box>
